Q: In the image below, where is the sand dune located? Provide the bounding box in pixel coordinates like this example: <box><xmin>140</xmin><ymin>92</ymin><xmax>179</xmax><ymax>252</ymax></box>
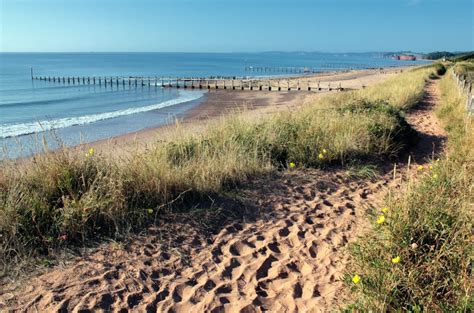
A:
<box><xmin>2</xmin><ymin>168</ymin><xmax>394</xmax><ymax>312</ymax></box>
<box><xmin>0</xmin><ymin>76</ymin><xmax>446</xmax><ymax>313</ymax></box>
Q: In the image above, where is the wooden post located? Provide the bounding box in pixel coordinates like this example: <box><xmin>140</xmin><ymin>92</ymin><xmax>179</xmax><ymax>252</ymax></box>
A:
<box><xmin>287</xmin><ymin>80</ymin><xmax>290</xmax><ymax>91</ymax></box>
<box><xmin>30</xmin><ymin>67</ymin><xmax>33</xmax><ymax>80</ymax></box>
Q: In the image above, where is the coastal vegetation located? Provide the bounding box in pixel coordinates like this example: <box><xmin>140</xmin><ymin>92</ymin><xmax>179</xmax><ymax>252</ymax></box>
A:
<box><xmin>2</xmin><ymin>62</ymin><xmax>471</xmax><ymax>310</ymax></box>
<box><xmin>423</xmin><ymin>51</ymin><xmax>474</xmax><ymax>61</ymax></box>
<box><xmin>0</xmin><ymin>66</ymin><xmax>434</xmax><ymax>276</ymax></box>
<box><xmin>346</xmin><ymin>67</ymin><xmax>473</xmax><ymax>311</ymax></box>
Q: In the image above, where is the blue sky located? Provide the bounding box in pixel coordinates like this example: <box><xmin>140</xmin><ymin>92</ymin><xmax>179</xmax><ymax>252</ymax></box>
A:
<box><xmin>0</xmin><ymin>0</ymin><xmax>472</xmax><ymax>53</ymax></box>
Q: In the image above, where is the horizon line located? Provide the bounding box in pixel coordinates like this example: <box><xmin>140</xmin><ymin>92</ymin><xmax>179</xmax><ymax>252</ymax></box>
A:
<box><xmin>0</xmin><ymin>50</ymin><xmax>453</xmax><ymax>54</ymax></box>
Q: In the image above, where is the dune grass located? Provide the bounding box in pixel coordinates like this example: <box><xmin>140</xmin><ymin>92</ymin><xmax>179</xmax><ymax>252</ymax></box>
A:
<box><xmin>0</xmin><ymin>66</ymin><xmax>435</xmax><ymax>275</ymax></box>
<box><xmin>345</xmin><ymin>68</ymin><xmax>473</xmax><ymax>311</ymax></box>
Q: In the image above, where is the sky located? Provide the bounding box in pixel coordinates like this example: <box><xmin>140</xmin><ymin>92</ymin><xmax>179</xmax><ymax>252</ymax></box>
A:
<box><xmin>0</xmin><ymin>0</ymin><xmax>473</xmax><ymax>53</ymax></box>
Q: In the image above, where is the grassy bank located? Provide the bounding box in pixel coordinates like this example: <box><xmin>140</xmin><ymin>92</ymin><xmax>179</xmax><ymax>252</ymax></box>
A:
<box><xmin>346</xmin><ymin>69</ymin><xmax>473</xmax><ymax>310</ymax></box>
<box><xmin>0</xmin><ymin>66</ymin><xmax>434</xmax><ymax>274</ymax></box>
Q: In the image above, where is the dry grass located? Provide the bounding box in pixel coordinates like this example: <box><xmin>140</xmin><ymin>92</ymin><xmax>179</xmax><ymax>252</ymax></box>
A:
<box><xmin>0</xmin><ymin>66</ymin><xmax>435</xmax><ymax>276</ymax></box>
<box><xmin>346</xmin><ymin>68</ymin><xmax>473</xmax><ymax>311</ymax></box>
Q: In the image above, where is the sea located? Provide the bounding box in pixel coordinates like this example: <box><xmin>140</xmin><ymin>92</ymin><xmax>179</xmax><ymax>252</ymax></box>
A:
<box><xmin>0</xmin><ymin>52</ymin><xmax>430</xmax><ymax>158</ymax></box>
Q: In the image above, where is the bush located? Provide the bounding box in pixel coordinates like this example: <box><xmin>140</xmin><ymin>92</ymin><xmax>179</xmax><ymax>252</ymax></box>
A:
<box><xmin>435</xmin><ymin>63</ymin><xmax>446</xmax><ymax>76</ymax></box>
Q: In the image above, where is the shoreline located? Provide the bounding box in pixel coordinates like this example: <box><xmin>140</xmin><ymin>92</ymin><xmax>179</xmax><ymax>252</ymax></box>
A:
<box><xmin>4</xmin><ymin>65</ymin><xmax>417</xmax><ymax>160</ymax></box>
<box><xmin>86</xmin><ymin>65</ymin><xmax>411</xmax><ymax>154</ymax></box>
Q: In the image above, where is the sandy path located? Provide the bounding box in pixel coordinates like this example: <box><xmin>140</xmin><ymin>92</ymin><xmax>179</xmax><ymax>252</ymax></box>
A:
<box><xmin>0</xmin><ymin>79</ymin><xmax>446</xmax><ymax>312</ymax></box>
<box><xmin>1</xmin><ymin>170</ymin><xmax>392</xmax><ymax>312</ymax></box>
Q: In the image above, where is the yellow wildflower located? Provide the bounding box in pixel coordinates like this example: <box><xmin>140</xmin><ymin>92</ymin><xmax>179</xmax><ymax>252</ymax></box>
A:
<box><xmin>322</xmin><ymin>149</ymin><xmax>327</xmax><ymax>154</ymax></box>
<box><xmin>392</xmin><ymin>256</ymin><xmax>401</xmax><ymax>264</ymax></box>
<box><xmin>381</xmin><ymin>207</ymin><xmax>389</xmax><ymax>214</ymax></box>
<box><xmin>417</xmin><ymin>165</ymin><xmax>424</xmax><ymax>171</ymax></box>
<box><xmin>86</xmin><ymin>147</ymin><xmax>94</xmax><ymax>157</ymax></box>
<box><xmin>289</xmin><ymin>162</ymin><xmax>296</xmax><ymax>168</ymax></box>
<box><xmin>318</xmin><ymin>153</ymin><xmax>324</xmax><ymax>159</ymax></box>
<box><xmin>429</xmin><ymin>165</ymin><xmax>433</xmax><ymax>170</ymax></box>
<box><xmin>376</xmin><ymin>215</ymin><xmax>385</xmax><ymax>224</ymax></box>
<box><xmin>147</xmin><ymin>208</ymin><xmax>154</xmax><ymax>214</ymax></box>
<box><xmin>433</xmin><ymin>173</ymin><xmax>438</xmax><ymax>179</ymax></box>
<box><xmin>352</xmin><ymin>274</ymin><xmax>361</xmax><ymax>284</ymax></box>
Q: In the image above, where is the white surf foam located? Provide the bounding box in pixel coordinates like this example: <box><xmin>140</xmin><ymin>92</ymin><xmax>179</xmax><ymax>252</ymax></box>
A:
<box><xmin>0</xmin><ymin>90</ymin><xmax>204</xmax><ymax>139</ymax></box>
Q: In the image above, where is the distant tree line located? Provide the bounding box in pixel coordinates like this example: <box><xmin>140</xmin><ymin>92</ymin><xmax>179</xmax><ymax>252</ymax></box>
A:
<box><xmin>424</xmin><ymin>51</ymin><xmax>474</xmax><ymax>60</ymax></box>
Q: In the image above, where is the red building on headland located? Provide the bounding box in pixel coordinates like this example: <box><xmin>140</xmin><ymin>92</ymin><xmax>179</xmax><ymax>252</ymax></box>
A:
<box><xmin>392</xmin><ymin>55</ymin><xmax>417</xmax><ymax>61</ymax></box>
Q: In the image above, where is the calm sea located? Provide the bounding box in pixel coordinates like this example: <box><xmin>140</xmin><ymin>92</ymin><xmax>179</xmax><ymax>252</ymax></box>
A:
<box><xmin>0</xmin><ymin>52</ymin><xmax>429</xmax><ymax>158</ymax></box>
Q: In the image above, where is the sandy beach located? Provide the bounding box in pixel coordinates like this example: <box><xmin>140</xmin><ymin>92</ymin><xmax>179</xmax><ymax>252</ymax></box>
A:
<box><xmin>0</xmin><ymin>71</ymin><xmax>450</xmax><ymax>312</ymax></box>
<box><xmin>88</xmin><ymin>66</ymin><xmax>408</xmax><ymax>155</ymax></box>
<box><xmin>2</xmin><ymin>0</ymin><xmax>470</xmax><ymax>309</ymax></box>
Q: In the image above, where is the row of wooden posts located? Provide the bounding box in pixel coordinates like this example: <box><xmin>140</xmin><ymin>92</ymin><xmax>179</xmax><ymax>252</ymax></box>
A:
<box><xmin>245</xmin><ymin>66</ymin><xmax>318</xmax><ymax>74</ymax></box>
<box><xmin>31</xmin><ymin>75</ymin><xmax>344</xmax><ymax>92</ymax></box>
<box><xmin>452</xmin><ymin>71</ymin><xmax>474</xmax><ymax>114</ymax></box>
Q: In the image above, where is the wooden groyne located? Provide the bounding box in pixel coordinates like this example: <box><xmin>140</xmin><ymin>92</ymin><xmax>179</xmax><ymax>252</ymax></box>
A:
<box><xmin>31</xmin><ymin>74</ymin><xmax>345</xmax><ymax>92</ymax></box>
<box><xmin>245</xmin><ymin>66</ymin><xmax>320</xmax><ymax>74</ymax></box>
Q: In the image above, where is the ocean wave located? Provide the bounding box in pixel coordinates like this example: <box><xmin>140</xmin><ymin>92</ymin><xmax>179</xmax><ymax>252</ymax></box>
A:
<box><xmin>0</xmin><ymin>91</ymin><xmax>204</xmax><ymax>139</ymax></box>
